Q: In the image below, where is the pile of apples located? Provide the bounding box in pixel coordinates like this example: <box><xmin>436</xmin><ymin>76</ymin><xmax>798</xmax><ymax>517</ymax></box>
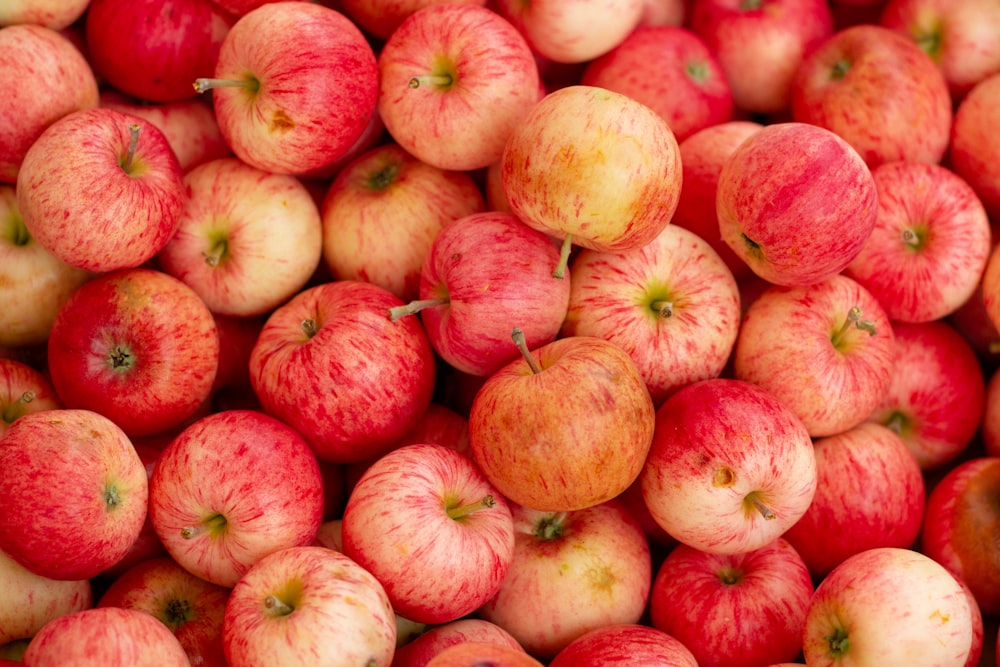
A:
<box><xmin>4</xmin><ymin>0</ymin><xmax>1000</xmax><ymax>665</ymax></box>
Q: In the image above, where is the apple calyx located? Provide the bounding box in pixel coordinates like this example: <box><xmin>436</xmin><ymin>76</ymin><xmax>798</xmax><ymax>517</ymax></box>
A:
<box><xmin>107</xmin><ymin>345</ymin><xmax>135</xmax><ymax>372</ymax></box>
<box><xmin>1</xmin><ymin>391</ymin><xmax>34</xmax><ymax>424</ymax></box>
<box><xmin>883</xmin><ymin>410</ymin><xmax>911</xmax><ymax>436</ymax></box>
<box><xmin>163</xmin><ymin>599</ymin><xmax>194</xmax><ymax>630</ymax></box>
<box><xmin>388</xmin><ymin>297</ymin><xmax>450</xmax><ymax>322</ymax></box>
<box><xmin>741</xmin><ymin>232</ymin><xmax>763</xmax><ymax>259</ymax></box>
<box><xmin>914</xmin><ymin>30</ymin><xmax>942</xmax><ymax>61</ymax></box>
<box><xmin>685</xmin><ymin>60</ymin><xmax>710</xmax><ymax>85</ymax></box>
<box><xmin>554</xmin><ymin>234</ymin><xmax>573</xmax><ymax>279</ymax></box>
<box><xmin>104</xmin><ymin>484</ymin><xmax>122</xmax><ymax>510</ymax></box>
<box><xmin>717</xmin><ymin>565</ymin><xmax>743</xmax><ymax>586</ymax></box>
<box><xmin>535</xmin><ymin>513</ymin><xmax>568</xmax><ymax>541</ymax></box>
<box><xmin>743</xmin><ymin>492</ymin><xmax>776</xmax><ymax>521</ymax></box>
<box><xmin>193</xmin><ymin>77</ymin><xmax>261</xmax><ymax>95</ymax></box>
<box><xmin>831</xmin><ymin>306</ymin><xmax>877</xmax><ymax>348</ymax></box>
<box><xmin>120</xmin><ymin>123</ymin><xmax>141</xmax><ymax>174</ymax></box>
<box><xmin>826</xmin><ymin>626</ymin><xmax>850</xmax><ymax>657</ymax></box>
<box><xmin>181</xmin><ymin>512</ymin><xmax>228</xmax><ymax>540</ymax></box>
<box><xmin>264</xmin><ymin>595</ymin><xmax>295</xmax><ymax>617</ymax></box>
<box><xmin>901</xmin><ymin>227</ymin><xmax>926</xmax><ymax>250</ymax></box>
<box><xmin>511</xmin><ymin>327</ymin><xmax>542</xmax><ymax>374</ymax></box>
<box><xmin>830</xmin><ymin>59</ymin><xmax>851</xmax><ymax>81</ymax></box>
<box><xmin>446</xmin><ymin>494</ymin><xmax>496</xmax><ymax>520</ymax></box>
<box><xmin>366</xmin><ymin>162</ymin><xmax>400</xmax><ymax>191</ymax></box>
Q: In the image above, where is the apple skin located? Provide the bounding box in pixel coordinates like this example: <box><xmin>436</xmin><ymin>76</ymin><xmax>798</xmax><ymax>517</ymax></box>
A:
<box><xmin>0</xmin><ymin>358</ymin><xmax>62</xmax><ymax>437</ymax></box>
<box><xmin>549</xmin><ymin>623</ymin><xmax>698</xmax><ymax>667</ymax></box>
<box><xmin>85</xmin><ymin>0</ymin><xmax>233</xmax><ymax>103</ymax></box>
<box><xmin>392</xmin><ymin>618</ymin><xmax>524</xmax><ymax>667</ymax></box>
<box><xmin>716</xmin><ymin>121</ymin><xmax>878</xmax><ymax>287</ymax></box>
<box><xmin>408</xmin><ymin>211</ymin><xmax>571</xmax><ymax>378</ymax></box>
<box><xmin>149</xmin><ymin>409</ymin><xmax>324</xmax><ymax>588</ymax></box>
<box><xmin>950</xmin><ymin>73</ymin><xmax>1000</xmax><ymax>222</ymax></box>
<box><xmin>689</xmin><ymin>0</ymin><xmax>834</xmax><ymax>114</ymax></box>
<box><xmin>203</xmin><ymin>1</ymin><xmax>378</xmax><ymax>175</ymax></box>
<box><xmin>802</xmin><ymin>547</ymin><xmax>974</xmax><ymax>666</ymax></box>
<box><xmin>790</xmin><ymin>24</ymin><xmax>952</xmax><ymax>168</ymax></box>
<box><xmin>0</xmin><ymin>548</ymin><xmax>92</xmax><ymax>649</ymax></box>
<box><xmin>0</xmin><ymin>0</ymin><xmax>90</xmax><ymax>29</ymax></box>
<box><xmin>425</xmin><ymin>642</ymin><xmax>545</xmax><ymax>667</ymax></box>
<box><xmin>469</xmin><ymin>335</ymin><xmax>655</xmax><ymax>512</ymax></box>
<box><xmin>984</xmin><ymin>369</ymin><xmax>1000</xmax><ymax>457</ymax></box>
<box><xmin>16</xmin><ymin>107</ymin><xmax>187</xmax><ymax>273</ymax></box>
<box><xmin>501</xmin><ymin>85</ymin><xmax>682</xmax><ymax>254</ymax></box>
<box><xmin>649</xmin><ymin>538</ymin><xmax>814</xmax><ymax>667</ymax></box>
<box><xmin>377</xmin><ymin>3</ymin><xmax>541</xmax><ymax>172</ymax></box>
<box><xmin>781</xmin><ymin>422</ymin><xmax>925</xmax><ymax>578</ymax></box>
<box><xmin>921</xmin><ymin>457</ymin><xmax>1000</xmax><ymax>617</ymax></box>
<box><xmin>97</xmin><ymin>556</ymin><xmax>230</xmax><ymax>667</ymax></box>
<box><xmin>46</xmin><ymin>268</ymin><xmax>220</xmax><ymax>438</ymax></box>
<box><xmin>320</xmin><ymin>142</ymin><xmax>486</xmax><ymax>303</ymax></box>
<box><xmin>338</xmin><ymin>0</ymin><xmax>487</xmax><ymax>41</ymax></box>
<box><xmin>222</xmin><ymin>545</ymin><xmax>397</xmax><ymax>667</ymax></box>
<box><xmin>640</xmin><ymin>378</ymin><xmax>817</xmax><ymax>555</ymax></box>
<box><xmin>580</xmin><ymin>25</ymin><xmax>733</xmax><ymax>143</ymax></box>
<box><xmin>477</xmin><ymin>499</ymin><xmax>652</xmax><ymax>660</ymax></box>
<box><xmin>0</xmin><ymin>24</ymin><xmax>99</xmax><ymax>183</ymax></box>
<box><xmin>732</xmin><ymin>273</ymin><xmax>896</xmax><ymax>438</ymax></box>
<box><xmin>249</xmin><ymin>280</ymin><xmax>437</xmax><ymax>463</ymax></box>
<box><xmin>560</xmin><ymin>222</ymin><xmax>741</xmax><ymax>406</ymax></box>
<box><xmin>0</xmin><ymin>409</ymin><xmax>148</xmax><ymax>581</ymax></box>
<box><xmin>157</xmin><ymin>157</ymin><xmax>323</xmax><ymax>317</ymax></box>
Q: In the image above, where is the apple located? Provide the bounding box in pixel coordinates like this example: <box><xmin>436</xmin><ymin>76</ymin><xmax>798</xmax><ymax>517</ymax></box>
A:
<box><xmin>950</xmin><ymin>72</ymin><xmax>1000</xmax><ymax>222</ymax></box>
<box><xmin>0</xmin><ymin>548</ymin><xmax>91</xmax><ymax>649</ymax></box>
<box><xmin>649</xmin><ymin>538</ymin><xmax>814</xmax><ymax>667</ymax></box>
<box><xmin>469</xmin><ymin>332</ymin><xmax>655</xmax><ymax>512</ymax></box>
<box><xmin>671</xmin><ymin>119</ymin><xmax>762</xmax><ymax>282</ymax></box>
<box><xmin>879</xmin><ymin>0</ymin><xmax>1000</xmax><ymax>100</ymax></box>
<box><xmin>580</xmin><ymin>25</ymin><xmax>733</xmax><ymax>142</ymax></box>
<box><xmin>377</xmin><ymin>3</ymin><xmax>541</xmax><ymax>172</ymax></box>
<box><xmin>85</xmin><ymin>0</ymin><xmax>233</xmax><ymax>103</ymax></box>
<box><xmin>493</xmin><ymin>0</ymin><xmax>645</xmax><ymax>64</ymax></box>
<box><xmin>559</xmin><ymin>222</ymin><xmax>741</xmax><ymax>406</ymax></box>
<box><xmin>194</xmin><ymin>1</ymin><xmax>378</xmax><ymax>175</ymax></box>
<box><xmin>732</xmin><ymin>273</ymin><xmax>896</xmax><ymax>438</ymax></box>
<box><xmin>0</xmin><ymin>358</ymin><xmax>61</xmax><ymax>437</ymax></box>
<box><xmin>549</xmin><ymin>623</ymin><xmax>698</xmax><ymax>667</ymax></box>
<box><xmin>984</xmin><ymin>368</ymin><xmax>1000</xmax><ymax>457</ymax></box>
<box><xmin>392</xmin><ymin>618</ymin><xmax>525</xmax><ymax>667</ymax></box>
<box><xmin>689</xmin><ymin>0</ymin><xmax>834</xmax><ymax>114</ymax></box>
<box><xmin>222</xmin><ymin>545</ymin><xmax>397</xmax><ymax>667</ymax></box>
<box><xmin>98</xmin><ymin>90</ymin><xmax>233</xmax><ymax>172</ymax></box>
<box><xmin>716</xmin><ymin>121</ymin><xmax>878</xmax><ymax>287</ymax></box>
<box><xmin>338</xmin><ymin>0</ymin><xmax>487</xmax><ymax>41</ymax></box>
<box><xmin>640</xmin><ymin>378</ymin><xmax>817</xmax><ymax>555</ymax></box>
<box><xmin>0</xmin><ymin>0</ymin><xmax>90</xmax><ymax>29</ymax></box>
<box><xmin>0</xmin><ymin>24</ymin><xmax>99</xmax><ymax>183</ymax></box>
<box><xmin>477</xmin><ymin>499</ymin><xmax>652</xmax><ymax>659</ymax></box>
<box><xmin>149</xmin><ymin>409</ymin><xmax>324</xmax><ymax>588</ymax></box>
<box><xmin>157</xmin><ymin>157</ymin><xmax>323</xmax><ymax>317</ymax></box>
<box><xmin>320</xmin><ymin>142</ymin><xmax>486</xmax><ymax>303</ymax></box>
<box><xmin>248</xmin><ymin>280</ymin><xmax>437</xmax><ymax>463</ymax></box>
<box><xmin>97</xmin><ymin>556</ymin><xmax>230</xmax><ymax>667</ymax></box>
<box><xmin>640</xmin><ymin>0</ymin><xmax>686</xmax><ymax>26</ymax></box>
<box><xmin>781</xmin><ymin>422</ymin><xmax>925</xmax><ymax>578</ymax></box>
<box><xmin>0</xmin><ymin>409</ymin><xmax>148</xmax><ymax>581</ymax></box>
<box><xmin>17</xmin><ymin>108</ymin><xmax>186</xmax><ymax>273</ymax></box>
<box><xmin>802</xmin><ymin>547</ymin><xmax>974</xmax><ymax>666</ymax></box>
<box><xmin>342</xmin><ymin>443</ymin><xmax>515</xmax><ymax>625</ymax></box>
<box><xmin>425</xmin><ymin>642</ymin><xmax>545</xmax><ymax>667</ymax></box>
<box><xmin>790</xmin><ymin>23</ymin><xmax>953</xmax><ymax>167</ymax></box>
<box><xmin>502</xmin><ymin>85</ymin><xmax>682</xmax><ymax>276</ymax></box>
<box><xmin>46</xmin><ymin>268</ymin><xmax>219</xmax><ymax>438</ymax></box>
<box><xmin>390</xmin><ymin>211</ymin><xmax>571</xmax><ymax>377</ymax></box>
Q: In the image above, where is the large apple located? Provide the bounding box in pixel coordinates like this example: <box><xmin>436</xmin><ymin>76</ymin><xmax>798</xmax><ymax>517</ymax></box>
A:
<box><xmin>0</xmin><ymin>409</ymin><xmax>148</xmax><ymax>581</ymax></box>
<box><xmin>641</xmin><ymin>378</ymin><xmax>817</xmax><ymax>555</ymax></box>
<box><xmin>469</xmin><ymin>333</ymin><xmax>655</xmax><ymax>512</ymax></box>
<box><xmin>716</xmin><ymin>121</ymin><xmax>878</xmax><ymax>287</ymax></box>
<box><xmin>376</xmin><ymin>3</ymin><xmax>541</xmax><ymax>172</ymax></box>
<box><xmin>46</xmin><ymin>268</ymin><xmax>219</xmax><ymax>438</ymax></box>
<box><xmin>16</xmin><ymin>107</ymin><xmax>186</xmax><ymax>273</ymax></box>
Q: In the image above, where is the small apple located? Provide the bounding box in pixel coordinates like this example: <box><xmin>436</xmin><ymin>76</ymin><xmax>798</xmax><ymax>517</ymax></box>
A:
<box><xmin>0</xmin><ymin>358</ymin><xmax>61</xmax><ymax>437</ymax></box>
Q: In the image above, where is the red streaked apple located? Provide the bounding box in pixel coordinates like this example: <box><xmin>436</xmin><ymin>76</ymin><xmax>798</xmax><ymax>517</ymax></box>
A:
<box><xmin>950</xmin><ymin>72</ymin><xmax>1000</xmax><ymax>222</ymax></box>
<box><xmin>341</xmin><ymin>443</ymin><xmax>515</xmax><ymax>625</ymax></box>
<box><xmin>392</xmin><ymin>618</ymin><xmax>524</xmax><ymax>667</ymax></box>
<box><xmin>0</xmin><ymin>358</ymin><xmax>61</xmax><ymax>437</ymax></box>
<box><xmin>425</xmin><ymin>642</ymin><xmax>544</xmax><ymax>667</ymax></box>
<box><xmin>0</xmin><ymin>409</ymin><xmax>148</xmax><ymax>581</ymax></box>
<box><xmin>46</xmin><ymin>268</ymin><xmax>219</xmax><ymax>438</ymax></box>
<box><xmin>549</xmin><ymin>623</ymin><xmax>698</xmax><ymax>667</ymax></box>
<box><xmin>0</xmin><ymin>24</ymin><xmax>99</xmax><ymax>183</ymax></box>
<box><xmin>716</xmin><ymin>121</ymin><xmax>878</xmax><ymax>287</ymax></box>
<box><xmin>149</xmin><ymin>409</ymin><xmax>324</xmax><ymax>588</ymax></box>
<box><xmin>222</xmin><ymin>545</ymin><xmax>397</xmax><ymax>667</ymax></box>
<box><xmin>377</xmin><ymin>3</ymin><xmax>541</xmax><ymax>172</ymax></box>
<box><xmin>249</xmin><ymin>280</ymin><xmax>437</xmax><ymax>463</ymax></box>
<box><xmin>16</xmin><ymin>107</ymin><xmax>186</xmax><ymax>273</ymax></box>
<box><xmin>157</xmin><ymin>157</ymin><xmax>323</xmax><ymax>317</ymax></box>
<box><xmin>469</xmin><ymin>332</ymin><xmax>655</xmax><ymax>512</ymax></box>
<box><xmin>194</xmin><ymin>1</ymin><xmax>378</xmax><ymax>175</ymax></box>
<box><xmin>732</xmin><ymin>273</ymin><xmax>895</xmax><ymax>438</ymax></box>
<box><xmin>640</xmin><ymin>378</ymin><xmax>817</xmax><ymax>555</ymax></box>
<box><xmin>0</xmin><ymin>0</ymin><xmax>90</xmax><ymax>29</ymax></box>
<box><xmin>984</xmin><ymin>368</ymin><xmax>1000</xmax><ymax>457</ymax></box>
<box><xmin>338</xmin><ymin>0</ymin><xmax>487</xmax><ymax>41</ymax></box>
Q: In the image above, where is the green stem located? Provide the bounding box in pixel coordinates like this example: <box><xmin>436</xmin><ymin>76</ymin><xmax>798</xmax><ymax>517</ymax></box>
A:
<box><xmin>447</xmin><ymin>495</ymin><xmax>495</xmax><ymax>520</ymax></box>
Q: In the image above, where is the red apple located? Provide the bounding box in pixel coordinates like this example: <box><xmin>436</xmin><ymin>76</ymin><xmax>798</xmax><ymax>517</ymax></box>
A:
<box><xmin>392</xmin><ymin>618</ymin><xmax>525</xmax><ymax>667</ymax></box>
<box><xmin>149</xmin><ymin>409</ymin><xmax>324</xmax><ymax>588</ymax></box>
<box><xmin>950</xmin><ymin>72</ymin><xmax>1000</xmax><ymax>222</ymax></box>
<box><xmin>0</xmin><ymin>358</ymin><xmax>61</xmax><ymax>437</ymax></box>
<box><xmin>0</xmin><ymin>409</ymin><xmax>148</xmax><ymax>581</ymax></box>
<box><xmin>425</xmin><ymin>642</ymin><xmax>544</xmax><ymax>667</ymax></box>
<box><xmin>338</xmin><ymin>0</ymin><xmax>487</xmax><ymax>41</ymax></box>
<box><xmin>549</xmin><ymin>623</ymin><xmax>698</xmax><ymax>667</ymax></box>
<box><xmin>983</xmin><ymin>368</ymin><xmax>1000</xmax><ymax>457</ymax></box>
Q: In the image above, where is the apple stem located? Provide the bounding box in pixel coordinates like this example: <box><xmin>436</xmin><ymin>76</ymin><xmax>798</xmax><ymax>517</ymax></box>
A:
<box><xmin>901</xmin><ymin>228</ymin><xmax>923</xmax><ymax>249</ymax></box>
<box><xmin>202</xmin><ymin>239</ymin><xmax>228</xmax><ymax>267</ymax></box>
<box><xmin>553</xmin><ymin>234</ymin><xmax>573</xmax><ymax>279</ymax></box>
<box><xmin>408</xmin><ymin>74</ymin><xmax>453</xmax><ymax>89</ymax></box>
<box><xmin>831</xmin><ymin>306</ymin><xmax>876</xmax><ymax>346</ymax></box>
<box><xmin>651</xmin><ymin>300</ymin><xmax>674</xmax><ymax>318</ymax></box>
<box><xmin>181</xmin><ymin>513</ymin><xmax>227</xmax><ymax>540</ymax></box>
<box><xmin>180</xmin><ymin>525</ymin><xmax>203</xmax><ymax>539</ymax></box>
<box><xmin>121</xmin><ymin>123</ymin><xmax>141</xmax><ymax>173</ymax></box>
<box><xmin>750</xmin><ymin>496</ymin><xmax>776</xmax><ymax>520</ymax></box>
<box><xmin>264</xmin><ymin>595</ymin><xmax>294</xmax><ymax>617</ymax></box>
<box><xmin>388</xmin><ymin>297</ymin><xmax>449</xmax><ymax>322</ymax></box>
<box><xmin>301</xmin><ymin>319</ymin><xmax>319</xmax><ymax>338</ymax></box>
<box><xmin>193</xmin><ymin>77</ymin><xmax>258</xmax><ymax>94</ymax></box>
<box><xmin>512</xmin><ymin>327</ymin><xmax>542</xmax><ymax>374</ymax></box>
<box><xmin>447</xmin><ymin>495</ymin><xmax>496</xmax><ymax>520</ymax></box>
<box><xmin>18</xmin><ymin>391</ymin><xmax>34</xmax><ymax>405</ymax></box>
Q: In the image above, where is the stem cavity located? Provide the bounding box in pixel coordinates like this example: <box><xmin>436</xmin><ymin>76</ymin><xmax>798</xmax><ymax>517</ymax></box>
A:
<box><xmin>512</xmin><ymin>327</ymin><xmax>542</xmax><ymax>374</ymax></box>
